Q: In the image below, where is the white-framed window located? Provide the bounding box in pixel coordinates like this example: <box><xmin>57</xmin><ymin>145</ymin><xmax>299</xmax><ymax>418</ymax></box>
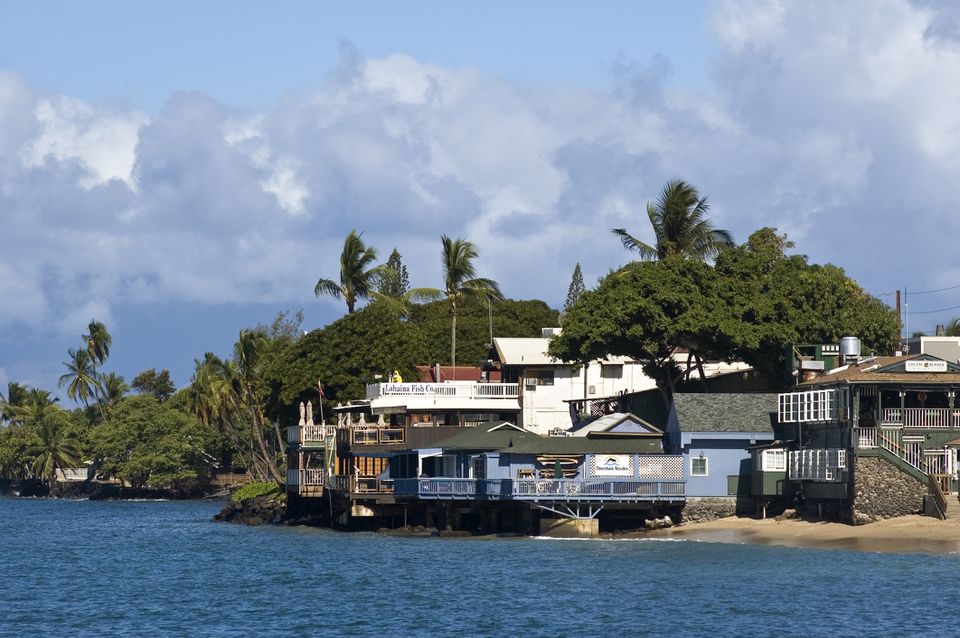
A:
<box><xmin>761</xmin><ymin>449</ymin><xmax>787</xmax><ymax>472</ymax></box>
<box><xmin>690</xmin><ymin>455</ymin><xmax>708</xmax><ymax>477</ymax></box>
<box><xmin>601</xmin><ymin>364</ymin><xmax>623</xmax><ymax>379</ymax></box>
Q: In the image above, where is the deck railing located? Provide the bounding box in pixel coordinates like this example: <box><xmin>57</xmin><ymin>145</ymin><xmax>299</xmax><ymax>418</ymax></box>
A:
<box><xmin>366</xmin><ymin>382</ymin><xmax>519</xmax><ymax>400</ymax></box>
<box><xmin>287</xmin><ymin>424</ymin><xmax>333</xmax><ymax>446</ymax></box>
<box><xmin>393</xmin><ymin>478</ymin><xmax>685</xmax><ymax>501</ymax></box>
<box><xmin>882</xmin><ymin>408</ymin><xmax>960</xmax><ymax>428</ymax></box>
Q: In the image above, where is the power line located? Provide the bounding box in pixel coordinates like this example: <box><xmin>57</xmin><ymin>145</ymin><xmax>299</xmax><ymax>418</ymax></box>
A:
<box><xmin>908</xmin><ymin>303</ymin><xmax>960</xmax><ymax>316</ymax></box>
<box><xmin>907</xmin><ymin>283</ymin><xmax>960</xmax><ymax>295</ymax></box>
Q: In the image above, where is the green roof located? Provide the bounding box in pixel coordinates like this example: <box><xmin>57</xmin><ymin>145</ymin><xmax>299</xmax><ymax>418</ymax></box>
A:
<box><xmin>499</xmin><ymin>437</ymin><xmax>663</xmax><ymax>455</ymax></box>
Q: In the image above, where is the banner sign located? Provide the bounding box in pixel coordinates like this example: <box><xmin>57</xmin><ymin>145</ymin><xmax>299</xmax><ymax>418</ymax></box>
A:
<box><xmin>592</xmin><ymin>454</ymin><xmax>634</xmax><ymax>477</ymax></box>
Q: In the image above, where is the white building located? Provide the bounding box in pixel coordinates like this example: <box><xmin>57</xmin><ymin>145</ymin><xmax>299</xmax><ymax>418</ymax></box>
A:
<box><xmin>491</xmin><ymin>330</ymin><xmax>751</xmax><ymax>435</ymax></box>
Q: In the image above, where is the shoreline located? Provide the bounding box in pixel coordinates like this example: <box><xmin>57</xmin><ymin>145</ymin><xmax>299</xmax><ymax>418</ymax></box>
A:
<box><xmin>644</xmin><ymin>514</ymin><xmax>960</xmax><ymax>555</ymax></box>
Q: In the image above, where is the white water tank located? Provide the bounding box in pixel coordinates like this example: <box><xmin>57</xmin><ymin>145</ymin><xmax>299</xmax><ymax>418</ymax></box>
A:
<box><xmin>840</xmin><ymin>336</ymin><xmax>861</xmax><ymax>363</ymax></box>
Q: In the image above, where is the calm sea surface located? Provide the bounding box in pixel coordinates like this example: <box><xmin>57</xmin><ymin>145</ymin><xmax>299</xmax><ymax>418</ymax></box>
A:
<box><xmin>1</xmin><ymin>498</ymin><xmax>958</xmax><ymax>638</ymax></box>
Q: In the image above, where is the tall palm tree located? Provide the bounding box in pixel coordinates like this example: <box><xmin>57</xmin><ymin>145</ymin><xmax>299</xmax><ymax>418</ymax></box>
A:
<box><xmin>314</xmin><ymin>230</ymin><xmax>385</xmax><ymax>314</ymax></box>
<box><xmin>414</xmin><ymin>236</ymin><xmax>503</xmax><ymax>369</ymax></box>
<box><xmin>83</xmin><ymin>320</ymin><xmax>112</xmax><ymax>367</ymax></box>
<box><xmin>58</xmin><ymin>348</ymin><xmax>101</xmax><ymax>409</ymax></box>
<box><xmin>612</xmin><ymin>180</ymin><xmax>735</xmax><ymax>261</ymax></box>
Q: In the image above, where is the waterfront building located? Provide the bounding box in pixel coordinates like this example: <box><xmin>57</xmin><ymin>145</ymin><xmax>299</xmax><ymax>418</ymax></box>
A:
<box><xmin>777</xmin><ymin>347</ymin><xmax>960</xmax><ymax>522</ymax></box>
<box><xmin>664</xmin><ymin>393</ymin><xmax>778</xmax><ymax>519</ymax></box>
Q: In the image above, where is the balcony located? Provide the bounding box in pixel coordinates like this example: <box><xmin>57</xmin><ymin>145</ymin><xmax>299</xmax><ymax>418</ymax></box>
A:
<box><xmin>337</xmin><ymin>426</ymin><xmax>406</xmax><ymax>447</ymax></box>
<box><xmin>286</xmin><ymin>424</ymin><xmax>333</xmax><ymax>447</ymax></box>
<box><xmin>392</xmin><ymin>478</ymin><xmax>685</xmax><ymax>502</ymax></box>
<box><xmin>286</xmin><ymin>468</ymin><xmax>327</xmax><ymax>496</ymax></box>
<box><xmin>882</xmin><ymin>408</ymin><xmax>960</xmax><ymax>428</ymax></box>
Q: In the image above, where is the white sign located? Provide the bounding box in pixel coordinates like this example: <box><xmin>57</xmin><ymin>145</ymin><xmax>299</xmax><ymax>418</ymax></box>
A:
<box><xmin>905</xmin><ymin>360</ymin><xmax>948</xmax><ymax>373</ymax></box>
<box><xmin>592</xmin><ymin>454</ymin><xmax>634</xmax><ymax>477</ymax></box>
<box><xmin>381</xmin><ymin>383</ymin><xmax>438</xmax><ymax>395</ymax></box>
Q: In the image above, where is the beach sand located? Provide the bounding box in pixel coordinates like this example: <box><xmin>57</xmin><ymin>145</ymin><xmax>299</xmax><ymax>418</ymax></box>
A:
<box><xmin>645</xmin><ymin>515</ymin><xmax>960</xmax><ymax>555</ymax></box>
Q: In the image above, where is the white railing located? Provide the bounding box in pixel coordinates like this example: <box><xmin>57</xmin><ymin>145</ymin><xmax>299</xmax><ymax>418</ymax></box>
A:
<box><xmin>779</xmin><ymin>388</ymin><xmax>847</xmax><ymax>423</ymax></box>
<box><xmin>789</xmin><ymin>449</ymin><xmax>847</xmax><ymax>481</ymax></box>
<box><xmin>882</xmin><ymin>408</ymin><xmax>960</xmax><ymax>428</ymax></box>
<box><xmin>287</xmin><ymin>424</ymin><xmax>333</xmax><ymax>445</ymax></box>
<box><xmin>392</xmin><ymin>478</ymin><xmax>685</xmax><ymax>500</ymax></box>
<box><xmin>858</xmin><ymin>428</ymin><xmax>878</xmax><ymax>448</ymax></box>
<box><xmin>366</xmin><ymin>382</ymin><xmax>520</xmax><ymax>400</ymax></box>
<box><xmin>302</xmin><ymin>469</ymin><xmax>325</xmax><ymax>485</ymax></box>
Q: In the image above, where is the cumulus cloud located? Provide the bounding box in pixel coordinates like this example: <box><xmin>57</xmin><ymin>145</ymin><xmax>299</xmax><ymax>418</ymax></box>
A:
<box><xmin>3</xmin><ymin>0</ymin><xmax>960</xmax><ymax>352</ymax></box>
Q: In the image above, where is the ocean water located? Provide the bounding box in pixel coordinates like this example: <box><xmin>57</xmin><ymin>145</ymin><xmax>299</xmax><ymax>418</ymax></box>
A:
<box><xmin>1</xmin><ymin>498</ymin><xmax>957</xmax><ymax>638</ymax></box>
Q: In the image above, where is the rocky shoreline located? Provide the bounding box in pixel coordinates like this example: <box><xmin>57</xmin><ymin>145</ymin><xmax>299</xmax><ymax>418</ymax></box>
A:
<box><xmin>214</xmin><ymin>493</ymin><xmax>287</xmax><ymax>526</ymax></box>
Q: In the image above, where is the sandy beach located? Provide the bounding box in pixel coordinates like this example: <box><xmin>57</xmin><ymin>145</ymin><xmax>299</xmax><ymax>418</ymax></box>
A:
<box><xmin>646</xmin><ymin>515</ymin><xmax>960</xmax><ymax>555</ymax></box>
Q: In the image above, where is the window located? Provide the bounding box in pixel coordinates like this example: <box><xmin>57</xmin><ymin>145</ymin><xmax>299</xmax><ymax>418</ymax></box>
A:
<box><xmin>601</xmin><ymin>364</ymin><xmax>623</xmax><ymax>379</ymax></box>
<box><xmin>691</xmin><ymin>455</ymin><xmax>708</xmax><ymax>476</ymax></box>
<box><xmin>527</xmin><ymin>370</ymin><xmax>554</xmax><ymax>386</ymax></box>
<box><xmin>762</xmin><ymin>449</ymin><xmax>787</xmax><ymax>472</ymax></box>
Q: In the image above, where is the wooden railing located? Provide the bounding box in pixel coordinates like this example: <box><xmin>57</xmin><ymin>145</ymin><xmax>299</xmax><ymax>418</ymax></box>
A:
<box><xmin>928</xmin><ymin>473</ymin><xmax>948</xmax><ymax>520</ymax></box>
<box><xmin>883</xmin><ymin>408</ymin><xmax>960</xmax><ymax>428</ymax></box>
<box><xmin>348</xmin><ymin>427</ymin><xmax>405</xmax><ymax>446</ymax></box>
<box><xmin>393</xmin><ymin>478</ymin><xmax>685</xmax><ymax>501</ymax></box>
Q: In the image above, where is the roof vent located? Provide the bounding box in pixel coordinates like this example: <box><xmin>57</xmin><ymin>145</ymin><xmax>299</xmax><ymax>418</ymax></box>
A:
<box><xmin>840</xmin><ymin>336</ymin><xmax>861</xmax><ymax>364</ymax></box>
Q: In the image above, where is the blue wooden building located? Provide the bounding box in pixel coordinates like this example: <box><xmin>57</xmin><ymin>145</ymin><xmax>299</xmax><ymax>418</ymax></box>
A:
<box><xmin>665</xmin><ymin>393</ymin><xmax>778</xmax><ymax>499</ymax></box>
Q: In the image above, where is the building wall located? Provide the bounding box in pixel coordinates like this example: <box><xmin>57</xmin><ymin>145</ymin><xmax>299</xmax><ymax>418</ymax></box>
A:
<box><xmin>682</xmin><ymin>436</ymin><xmax>772</xmax><ymax>497</ymax></box>
<box><xmin>516</xmin><ymin>362</ymin><xmax>657</xmax><ymax>434</ymax></box>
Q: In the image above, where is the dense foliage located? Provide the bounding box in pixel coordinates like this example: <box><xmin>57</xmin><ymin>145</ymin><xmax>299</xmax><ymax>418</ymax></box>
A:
<box><xmin>550</xmin><ymin>228</ymin><xmax>899</xmax><ymax>397</ymax></box>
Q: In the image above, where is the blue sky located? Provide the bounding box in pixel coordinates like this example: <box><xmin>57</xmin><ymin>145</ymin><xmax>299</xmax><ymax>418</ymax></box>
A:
<box><xmin>2</xmin><ymin>0</ymin><xmax>960</xmax><ymax>402</ymax></box>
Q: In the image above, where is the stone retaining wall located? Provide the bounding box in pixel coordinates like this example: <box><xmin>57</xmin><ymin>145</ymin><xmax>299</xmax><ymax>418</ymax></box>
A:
<box><xmin>851</xmin><ymin>456</ymin><xmax>926</xmax><ymax>524</ymax></box>
<box><xmin>681</xmin><ymin>496</ymin><xmax>742</xmax><ymax>523</ymax></box>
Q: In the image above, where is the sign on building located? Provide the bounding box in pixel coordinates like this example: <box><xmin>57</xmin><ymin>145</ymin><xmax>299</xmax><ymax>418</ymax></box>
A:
<box><xmin>591</xmin><ymin>454</ymin><xmax>634</xmax><ymax>477</ymax></box>
<box><xmin>905</xmin><ymin>360</ymin><xmax>948</xmax><ymax>373</ymax></box>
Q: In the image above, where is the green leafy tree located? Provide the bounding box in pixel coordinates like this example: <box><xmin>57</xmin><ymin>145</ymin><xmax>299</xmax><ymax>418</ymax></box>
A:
<box><xmin>314</xmin><ymin>230</ymin><xmax>385</xmax><ymax>314</ymax></box>
<box><xmin>132</xmin><ymin>368</ymin><xmax>176</xmax><ymax>401</ymax></box>
<box><xmin>90</xmin><ymin>394</ymin><xmax>219</xmax><ymax>490</ymax></box>
<box><xmin>612</xmin><ymin>180</ymin><xmax>735</xmax><ymax>261</ymax></box>
<box><xmin>413</xmin><ymin>235</ymin><xmax>503</xmax><ymax>369</ymax></box>
<box><xmin>564</xmin><ymin>263</ymin><xmax>586</xmax><ymax>311</ymax></box>
<box><xmin>551</xmin><ymin>228</ymin><xmax>900</xmax><ymax>398</ymax></box>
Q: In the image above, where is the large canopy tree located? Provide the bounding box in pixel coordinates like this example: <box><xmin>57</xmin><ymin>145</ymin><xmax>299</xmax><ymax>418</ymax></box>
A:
<box><xmin>314</xmin><ymin>230</ymin><xmax>384</xmax><ymax>314</ymax></box>
<box><xmin>551</xmin><ymin>228</ymin><xmax>900</xmax><ymax>399</ymax></box>
<box><xmin>613</xmin><ymin>180</ymin><xmax>735</xmax><ymax>261</ymax></box>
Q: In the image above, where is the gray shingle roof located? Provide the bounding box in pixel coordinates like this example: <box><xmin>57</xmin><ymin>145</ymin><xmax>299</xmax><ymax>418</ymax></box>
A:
<box><xmin>672</xmin><ymin>393</ymin><xmax>778</xmax><ymax>433</ymax></box>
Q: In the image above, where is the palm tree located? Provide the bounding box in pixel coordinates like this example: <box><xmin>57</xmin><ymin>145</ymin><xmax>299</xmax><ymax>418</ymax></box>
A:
<box><xmin>58</xmin><ymin>348</ymin><xmax>101</xmax><ymax>409</ymax></box>
<box><xmin>944</xmin><ymin>318</ymin><xmax>960</xmax><ymax>337</ymax></box>
<box><xmin>24</xmin><ymin>404</ymin><xmax>83</xmax><ymax>493</ymax></box>
<box><xmin>612</xmin><ymin>180</ymin><xmax>735</xmax><ymax>261</ymax></box>
<box><xmin>99</xmin><ymin>372</ymin><xmax>129</xmax><ymax>415</ymax></box>
<box><xmin>83</xmin><ymin>320</ymin><xmax>112</xmax><ymax>367</ymax></box>
<box><xmin>1</xmin><ymin>382</ymin><xmax>28</xmax><ymax>424</ymax></box>
<box><xmin>414</xmin><ymin>236</ymin><xmax>503</xmax><ymax>369</ymax></box>
<box><xmin>314</xmin><ymin>230</ymin><xmax>385</xmax><ymax>314</ymax></box>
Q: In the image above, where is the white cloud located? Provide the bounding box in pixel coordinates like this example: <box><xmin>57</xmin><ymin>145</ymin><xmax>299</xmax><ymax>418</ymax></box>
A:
<box><xmin>5</xmin><ymin>0</ymin><xmax>960</xmax><ymax>348</ymax></box>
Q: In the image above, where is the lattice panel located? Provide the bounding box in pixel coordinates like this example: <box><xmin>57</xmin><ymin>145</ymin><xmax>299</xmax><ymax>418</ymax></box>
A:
<box><xmin>637</xmin><ymin>455</ymin><xmax>683</xmax><ymax>479</ymax></box>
